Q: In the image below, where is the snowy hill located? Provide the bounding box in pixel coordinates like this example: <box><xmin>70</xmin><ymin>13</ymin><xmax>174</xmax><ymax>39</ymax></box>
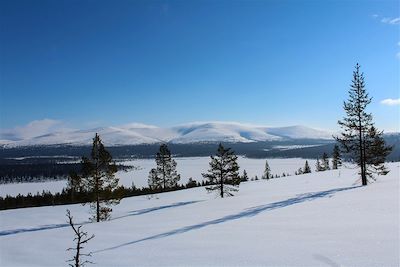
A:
<box><xmin>0</xmin><ymin>163</ymin><xmax>398</xmax><ymax>266</ymax></box>
<box><xmin>0</xmin><ymin>121</ymin><xmax>334</xmax><ymax>147</ymax></box>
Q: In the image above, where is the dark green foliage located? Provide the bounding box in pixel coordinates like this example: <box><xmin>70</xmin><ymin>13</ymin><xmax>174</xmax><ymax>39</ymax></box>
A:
<box><xmin>241</xmin><ymin>169</ymin><xmax>249</xmax><ymax>182</ymax></box>
<box><xmin>202</xmin><ymin>143</ymin><xmax>240</xmax><ymax>198</ymax></box>
<box><xmin>332</xmin><ymin>144</ymin><xmax>342</xmax><ymax>170</ymax></box>
<box><xmin>0</xmin><ymin>183</ymin><xmax>190</xmax><ymax>210</ymax></box>
<box><xmin>335</xmin><ymin>64</ymin><xmax>391</xmax><ymax>185</ymax></box>
<box><xmin>303</xmin><ymin>160</ymin><xmax>311</xmax><ymax>173</ymax></box>
<box><xmin>80</xmin><ymin>133</ymin><xmax>120</xmax><ymax>222</ymax></box>
<box><xmin>148</xmin><ymin>144</ymin><xmax>180</xmax><ymax>190</ymax></box>
<box><xmin>185</xmin><ymin>178</ymin><xmax>197</xmax><ymax>188</ymax></box>
<box><xmin>364</xmin><ymin>126</ymin><xmax>393</xmax><ymax>176</ymax></box>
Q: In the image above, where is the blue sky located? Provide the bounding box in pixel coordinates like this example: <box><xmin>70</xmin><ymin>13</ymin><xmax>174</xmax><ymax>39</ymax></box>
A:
<box><xmin>1</xmin><ymin>0</ymin><xmax>399</xmax><ymax>132</ymax></box>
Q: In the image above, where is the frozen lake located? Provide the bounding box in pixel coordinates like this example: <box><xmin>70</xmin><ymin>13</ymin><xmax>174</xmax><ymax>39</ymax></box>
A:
<box><xmin>0</xmin><ymin>157</ymin><xmax>318</xmax><ymax>197</ymax></box>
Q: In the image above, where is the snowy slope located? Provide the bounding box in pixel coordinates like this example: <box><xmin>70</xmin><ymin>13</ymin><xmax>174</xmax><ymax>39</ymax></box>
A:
<box><xmin>0</xmin><ymin>163</ymin><xmax>398</xmax><ymax>266</ymax></box>
<box><xmin>1</xmin><ymin>121</ymin><xmax>333</xmax><ymax>147</ymax></box>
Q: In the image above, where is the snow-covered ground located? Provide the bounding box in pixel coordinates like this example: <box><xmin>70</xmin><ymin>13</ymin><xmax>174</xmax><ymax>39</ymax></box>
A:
<box><xmin>0</xmin><ymin>157</ymin><xmax>317</xmax><ymax>197</ymax></box>
<box><xmin>0</xmin><ymin>162</ymin><xmax>398</xmax><ymax>266</ymax></box>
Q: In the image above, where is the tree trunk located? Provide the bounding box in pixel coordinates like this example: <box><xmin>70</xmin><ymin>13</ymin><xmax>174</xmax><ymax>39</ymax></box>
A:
<box><xmin>75</xmin><ymin>235</ymin><xmax>81</xmax><ymax>267</ymax></box>
<box><xmin>220</xmin><ymin>166</ymin><xmax>224</xmax><ymax>198</ymax></box>
<box><xmin>96</xmin><ymin>177</ymin><xmax>100</xmax><ymax>222</ymax></box>
<box><xmin>358</xmin><ymin>111</ymin><xmax>367</xmax><ymax>186</ymax></box>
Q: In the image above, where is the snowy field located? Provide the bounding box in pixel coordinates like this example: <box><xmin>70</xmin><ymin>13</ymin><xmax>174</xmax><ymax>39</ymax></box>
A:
<box><xmin>0</xmin><ymin>157</ymin><xmax>317</xmax><ymax>197</ymax></box>
<box><xmin>0</xmin><ymin>162</ymin><xmax>398</xmax><ymax>266</ymax></box>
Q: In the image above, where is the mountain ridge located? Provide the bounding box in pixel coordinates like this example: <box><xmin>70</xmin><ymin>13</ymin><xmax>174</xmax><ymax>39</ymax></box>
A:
<box><xmin>0</xmin><ymin>121</ymin><xmax>340</xmax><ymax>147</ymax></box>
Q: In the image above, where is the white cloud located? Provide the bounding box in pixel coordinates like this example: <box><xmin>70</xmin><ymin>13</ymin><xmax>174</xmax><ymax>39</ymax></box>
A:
<box><xmin>381</xmin><ymin>17</ymin><xmax>400</xmax><ymax>25</ymax></box>
<box><xmin>372</xmin><ymin>14</ymin><xmax>379</xmax><ymax>18</ymax></box>
<box><xmin>380</xmin><ymin>98</ymin><xmax>400</xmax><ymax>106</ymax></box>
<box><xmin>0</xmin><ymin>119</ymin><xmax>72</xmax><ymax>141</ymax></box>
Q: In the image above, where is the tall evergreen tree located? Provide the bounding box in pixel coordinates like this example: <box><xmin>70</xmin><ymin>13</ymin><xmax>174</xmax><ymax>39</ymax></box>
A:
<box><xmin>202</xmin><ymin>143</ymin><xmax>240</xmax><ymax>198</ymax></box>
<box><xmin>303</xmin><ymin>160</ymin><xmax>311</xmax><ymax>173</ymax></box>
<box><xmin>148</xmin><ymin>144</ymin><xmax>180</xmax><ymax>190</ymax></box>
<box><xmin>332</xmin><ymin>144</ymin><xmax>342</xmax><ymax>170</ymax></box>
<box><xmin>364</xmin><ymin>126</ymin><xmax>392</xmax><ymax>176</ymax></box>
<box><xmin>262</xmin><ymin>160</ymin><xmax>271</xmax><ymax>180</ymax></box>
<box><xmin>321</xmin><ymin>152</ymin><xmax>330</xmax><ymax>171</ymax></box>
<box><xmin>335</xmin><ymin>64</ymin><xmax>390</xmax><ymax>185</ymax></box>
<box><xmin>80</xmin><ymin>133</ymin><xmax>119</xmax><ymax>222</ymax></box>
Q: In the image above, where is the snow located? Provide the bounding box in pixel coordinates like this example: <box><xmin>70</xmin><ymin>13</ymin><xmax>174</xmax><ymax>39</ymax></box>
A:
<box><xmin>1</xmin><ymin>121</ymin><xmax>334</xmax><ymax>147</ymax></box>
<box><xmin>0</xmin><ymin>162</ymin><xmax>398</xmax><ymax>266</ymax></box>
<box><xmin>0</xmin><ymin>157</ymin><xmax>317</xmax><ymax>197</ymax></box>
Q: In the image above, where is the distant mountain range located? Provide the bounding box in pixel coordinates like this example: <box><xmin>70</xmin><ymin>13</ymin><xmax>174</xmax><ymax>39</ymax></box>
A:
<box><xmin>0</xmin><ymin>122</ymin><xmax>335</xmax><ymax>147</ymax></box>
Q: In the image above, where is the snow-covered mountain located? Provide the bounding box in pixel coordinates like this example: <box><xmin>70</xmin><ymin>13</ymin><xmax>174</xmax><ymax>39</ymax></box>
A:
<box><xmin>0</xmin><ymin>121</ymin><xmax>334</xmax><ymax>147</ymax></box>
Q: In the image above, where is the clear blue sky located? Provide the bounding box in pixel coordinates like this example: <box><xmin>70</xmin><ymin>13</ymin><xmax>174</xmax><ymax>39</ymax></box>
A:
<box><xmin>1</xmin><ymin>0</ymin><xmax>399</xmax><ymax>131</ymax></box>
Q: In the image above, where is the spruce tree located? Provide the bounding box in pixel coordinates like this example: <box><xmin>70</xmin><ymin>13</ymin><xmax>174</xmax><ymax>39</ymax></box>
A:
<box><xmin>241</xmin><ymin>169</ymin><xmax>249</xmax><ymax>182</ymax></box>
<box><xmin>335</xmin><ymin>64</ymin><xmax>373</xmax><ymax>185</ymax></box>
<box><xmin>321</xmin><ymin>152</ymin><xmax>330</xmax><ymax>171</ymax></box>
<box><xmin>335</xmin><ymin>64</ymin><xmax>392</xmax><ymax>185</ymax></box>
<box><xmin>364</xmin><ymin>126</ymin><xmax>392</xmax><ymax>176</ymax></box>
<box><xmin>332</xmin><ymin>144</ymin><xmax>342</xmax><ymax>170</ymax></box>
<box><xmin>80</xmin><ymin>133</ymin><xmax>119</xmax><ymax>222</ymax></box>
<box><xmin>303</xmin><ymin>160</ymin><xmax>311</xmax><ymax>173</ymax></box>
<box><xmin>148</xmin><ymin>144</ymin><xmax>180</xmax><ymax>190</ymax></box>
<box><xmin>262</xmin><ymin>160</ymin><xmax>271</xmax><ymax>180</ymax></box>
<box><xmin>202</xmin><ymin>143</ymin><xmax>240</xmax><ymax>198</ymax></box>
<box><xmin>315</xmin><ymin>157</ymin><xmax>323</xmax><ymax>172</ymax></box>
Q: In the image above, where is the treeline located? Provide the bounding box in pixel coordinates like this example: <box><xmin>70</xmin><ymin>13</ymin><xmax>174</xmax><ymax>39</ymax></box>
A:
<box><xmin>0</xmin><ymin>179</ymin><xmax>214</xmax><ymax>210</ymax></box>
<box><xmin>0</xmin><ymin>163</ymin><xmax>133</xmax><ymax>184</ymax></box>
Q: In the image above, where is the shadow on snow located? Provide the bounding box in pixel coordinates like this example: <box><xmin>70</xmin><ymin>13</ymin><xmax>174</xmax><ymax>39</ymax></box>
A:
<box><xmin>96</xmin><ymin>185</ymin><xmax>360</xmax><ymax>253</ymax></box>
<box><xmin>0</xmin><ymin>201</ymin><xmax>201</xmax><ymax>237</ymax></box>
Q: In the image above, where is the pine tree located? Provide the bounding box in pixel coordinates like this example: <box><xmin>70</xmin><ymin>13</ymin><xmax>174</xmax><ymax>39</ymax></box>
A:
<box><xmin>335</xmin><ymin>63</ymin><xmax>373</xmax><ymax>186</ymax></box>
<box><xmin>66</xmin><ymin>209</ymin><xmax>94</xmax><ymax>267</ymax></box>
<box><xmin>241</xmin><ymin>169</ymin><xmax>249</xmax><ymax>182</ymax></box>
<box><xmin>303</xmin><ymin>160</ymin><xmax>311</xmax><ymax>173</ymax></box>
<box><xmin>321</xmin><ymin>152</ymin><xmax>330</xmax><ymax>171</ymax></box>
<box><xmin>80</xmin><ymin>133</ymin><xmax>119</xmax><ymax>222</ymax></box>
<box><xmin>315</xmin><ymin>157</ymin><xmax>323</xmax><ymax>172</ymax></box>
<box><xmin>332</xmin><ymin>144</ymin><xmax>342</xmax><ymax>170</ymax></box>
<box><xmin>147</xmin><ymin>169</ymin><xmax>160</xmax><ymax>190</ymax></box>
<box><xmin>202</xmin><ymin>143</ymin><xmax>240</xmax><ymax>198</ymax></box>
<box><xmin>262</xmin><ymin>160</ymin><xmax>271</xmax><ymax>180</ymax></box>
<box><xmin>364</xmin><ymin>126</ymin><xmax>392</xmax><ymax>176</ymax></box>
<box><xmin>148</xmin><ymin>144</ymin><xmax>180</xmax><ymax>190</ymax></box>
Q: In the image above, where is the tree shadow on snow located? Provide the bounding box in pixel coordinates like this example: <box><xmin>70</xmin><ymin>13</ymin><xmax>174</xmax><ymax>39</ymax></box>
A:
<box><xmin>111</xmin><ymin>200</ymin><xmax>202</xmax><ymax>221</ymax></box>
<box><xmin>0</xmin><ymin>201</ymin><xmax>201</xmax><ymax>237</ymax></box>
<box><xmin>96</xmin><ymin>185</ymin><xmax>360</xmax><ymax>253</ymax></box>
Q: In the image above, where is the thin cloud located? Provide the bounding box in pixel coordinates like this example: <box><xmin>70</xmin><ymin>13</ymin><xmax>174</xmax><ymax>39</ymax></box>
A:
<box><xmin>381</xmin><ymin>17</ymin><xmax>400</xmax><ymax>25</ymax></box>
<box><xmin>0</xmin><ymin>119</ymin><xmax>72</xmax><ymax>141</ymax></box>
<box><xmin>380</xmin><ymin>98</ymin><xmax>400</xmax><ymax>106</ymax></box>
